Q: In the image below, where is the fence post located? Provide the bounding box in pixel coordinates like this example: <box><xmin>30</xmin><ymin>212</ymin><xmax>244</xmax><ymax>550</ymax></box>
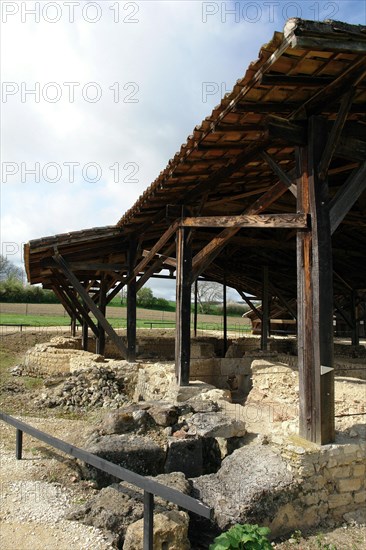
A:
<box><xmin>16</xmin><ymin>429</ymin><xmax>23</xmax><ymax>460</ymax></box>
<box><xmin>143</xmin><ymin>491</ymin><xmax>154</xmax><ymax>550</ymax></box>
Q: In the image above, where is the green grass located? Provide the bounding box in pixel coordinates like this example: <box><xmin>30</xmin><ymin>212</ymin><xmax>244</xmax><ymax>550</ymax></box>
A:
<box><xmin>0</xmin><ymin>313</ymin><xmax>71</xmax><ymax>326</ymax></box>
<box><xmin>1</xmin><ymin>312</ymin><xmax>250</xmax><ymax>333</ymax></box>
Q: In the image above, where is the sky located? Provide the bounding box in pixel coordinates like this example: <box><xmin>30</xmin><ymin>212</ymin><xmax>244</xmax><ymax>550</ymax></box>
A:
<box><xmin>1</xmin><ymin>0</ymin><xmax>365</xmax><ymax>300</ymax></box>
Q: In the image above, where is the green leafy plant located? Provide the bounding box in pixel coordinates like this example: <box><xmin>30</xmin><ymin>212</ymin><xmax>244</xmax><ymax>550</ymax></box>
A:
<box><xmin>209</xmin><ymin>523</ymin><xmax>272</xmax><ymax>550</ymax></box>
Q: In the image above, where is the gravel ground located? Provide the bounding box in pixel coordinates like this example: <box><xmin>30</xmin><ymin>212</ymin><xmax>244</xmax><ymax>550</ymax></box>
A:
<box><xmin>0</xmin><ymin>423</ymin><xmax>114</xmax><ymax>550</ymax></box>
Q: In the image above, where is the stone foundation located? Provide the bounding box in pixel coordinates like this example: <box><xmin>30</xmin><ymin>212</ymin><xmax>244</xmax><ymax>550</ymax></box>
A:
<box><xmin>270</xmin><ymin>436</ymin><xmax>366</xmax><ymax>536</ymax></box>
<box><xmin>22</xmin><ymin>337</ymin><xmax>105</xmax><ymax>376</ymax></box>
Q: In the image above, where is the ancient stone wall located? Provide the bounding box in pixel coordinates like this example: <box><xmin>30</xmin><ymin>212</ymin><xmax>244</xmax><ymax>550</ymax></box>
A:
<box><xmin>270</xmin><ymin>438</ymin><xmax>366</xmax><ymax>535</ymax></box>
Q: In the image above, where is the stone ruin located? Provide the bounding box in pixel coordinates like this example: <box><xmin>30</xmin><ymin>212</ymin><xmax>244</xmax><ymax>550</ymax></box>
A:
<box><xmin>15</xmin><ymin>334</ymin><xmax>366</xmax><ymax>548</ymax></box>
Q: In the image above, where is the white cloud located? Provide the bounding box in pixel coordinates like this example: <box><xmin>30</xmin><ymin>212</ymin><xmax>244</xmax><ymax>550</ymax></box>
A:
<box><xmin>1</xmin><ymin>0</ymin><xmax>365</xmax><ymax>286</ymax></box>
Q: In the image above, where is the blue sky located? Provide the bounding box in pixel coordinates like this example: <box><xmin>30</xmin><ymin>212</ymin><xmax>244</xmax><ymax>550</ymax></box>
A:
<box><xmin>1</xmin><ymin>0</ymin><xmax>365</xmax><ymax>299</ymax></box>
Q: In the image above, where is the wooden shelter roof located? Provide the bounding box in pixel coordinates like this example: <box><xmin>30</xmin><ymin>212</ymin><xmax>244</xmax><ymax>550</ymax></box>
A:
<box><xmin>25</xmin><ymin>18</ymin><xmax>366</xmax><ymax>309</ymax></box>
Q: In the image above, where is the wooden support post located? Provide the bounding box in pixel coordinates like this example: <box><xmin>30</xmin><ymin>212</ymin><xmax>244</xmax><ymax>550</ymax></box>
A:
<box><xmin>175</xmin><ymin>227</ymin><xmax>192</xmax><ymax>386</ymax></box>
<box><xmin>237</xmin><ymin>289</ymin><xmax>263</xmax><ymax>320</ymax></box>
<box><xmin>96</xmin><ymin>279</ymin><xmax>107</xmax><ymax>355</ymax></box>
<box><xmin>53</xmin><ymin>254</ymin><xmax>128</xmax><ymax>358</ymax></box>
<box><xmin>71</xmin><ymin>316</ymin><xmax>76</xmax><ymax>337</ymax></box>
<box><xmin>351</xmin><ymin>290</ymin><xmax>360</xmax><ymax>346</ymax></box>
<box><xmin>194</xmin><ymin>279</ymin><xmax>198</xmax><ymax>338</ymax></box>
<box><xmin>127</xmin><ymin>239</ymin><xmax>138</xmax><ymax>362</ymax></box>
<box><xmin>296</xmin><ymin>116</ymin><xmax>335</xmax><ymax>445</ymax></box>
<box><xmin>82</xmin><ymin>318</ymin><xmax>89</xmax><ymax>351</ymax></box>
<box><xmin>261</xmin><ymin>266</ymin><xmax>269</xmax><ymax>351</ymax></box>
<box><xmin>223</xmin><ymin>271</ymin><xmax>227</xmax><ymax>356</ymax></box>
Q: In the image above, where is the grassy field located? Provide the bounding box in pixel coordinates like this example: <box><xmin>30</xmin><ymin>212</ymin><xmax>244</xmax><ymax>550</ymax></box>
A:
<box><xmin>0</xmin><ymin>302</ymin><xmax>251</xmax><ymax>333</ymax></box>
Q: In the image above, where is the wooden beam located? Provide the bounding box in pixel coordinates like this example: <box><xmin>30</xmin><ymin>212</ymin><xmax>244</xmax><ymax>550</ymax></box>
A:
<box><xmin>107</xmin><ymin>222</ymin><xmax>179</xmax><ymax>303</ymax></box>
<box><xmin>71</xmin><ymin>315</ymin><xmax>76</xmax><ymax>337</ymax></box>
<box><xmin>296</xmin><ymin>116</ymin><xmax>335</xmax><ymax>445</ymax></box>
<box><xmin>82</xmin><ymin>318</ymin><xmax>89</xmax><ymax>351</ymax></box>
<box><xmin>51</xmin><ymin>284</ymin><xmax>83</xmax><ymax>326</ymax></box>
<box><xmin>329</xmin><ymin>161</ymin><xmax>366</xmax><ymax>234</ymax></box>
<box><xmin>181</xmin><ymin>213</ymin><xmax>306</xmax><ymax>229</ymax></box>
<box><xmin>235</xmin><ymin>101</ymin><xmax>298</xmax><ymax>113</ymax></box>
<box><xmin>261</xmin><ymin>266</ymin><xmax>269</xmax><ymax>351</ymax></box>
<box><xmin>51</xmin><ymin>272</ymin><xmax>99</xmax><ymax>336</ymax></box>
<box><xmin>194</xmin><ymin>279</ymin><xmax>198</xmax><ymax>338</ymax></box>
<box><xmin>53</xmin><ymin>254</ymin><xmax>127</xmax><ymax>358</ymax></box>
<box><xmin>334</xmin><ymin>299</ymin><xmax>353</xmax><ymax>329</ymax></box>
<box><xmin>318</xmin><ymin>88</ymin><xmax>356</xmax><ymax>180</ymax></box>
<box><xmin>260</xmin><ymin>74</ymin><xmax>334</xmax><ymax>87</ymax></box>
<box><xmin>289</xmin><ymin>34</ymin><xmax>366</xmax><ymax>55</ymax></box>
<box><xmin>175</xmin><ymin>227</ymin><xmax>192</xmax><ymax>386</ymax></box>
<box><xmin>269</xmin><ymin>282</ymin><xmax>297</xmax><ymax>320</ymax></box>
<box><xmin>127</xmin><ymin>239</ymin><xmax>137</xmax><ymax>362</ymax></box>
<box><xmin>223</xmin><ymin>271</ymin><xmax>227</xmax><ymax>356</ymax></box>
<box><xmin>142</xmin><ymin>249</ymin><xmax>176</xmax><ymax>268</ymax></box>
<box><xmin>237</xmin><ymin>290</ymin><xmax>262</xmax><ymax>320</ymax></box>
<box><xmin>44</xmin><ymin>261</ymin><xmax>127</xmax><ymax>272</ymax></box>
<box><xmin>261</xmin><ymin>152</ymin><xmax>297</xmax><ymax>197</ymax></box>
<box><xmin>191</xmin><ymin>179</ymin><xmax>294</xmax><ymax>280</ymax></box>
<box><xmin>96</xmin><ymin>278</ymin><xmax>107</xmax><ymax>356</ymax></box>
<box><xmin>265</xmin><ymin>115</ymin><xmax>307</xmax><ymax>146</ymax></box>
<box><xmin>137</xmin><ymin>242</ymin><xmax>176</xmax><ymax>291</ymax></box>
<box><xmin>351</xmin><ymin>290</ymin><xmax>360</xmax><ymax>346</ymax></box>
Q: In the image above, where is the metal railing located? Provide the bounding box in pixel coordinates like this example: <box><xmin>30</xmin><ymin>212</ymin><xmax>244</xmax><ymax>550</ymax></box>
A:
<box><xmin>0</xmin><ymin>412</ymin><xmax>212</xmax><ymax>549</ymax></box>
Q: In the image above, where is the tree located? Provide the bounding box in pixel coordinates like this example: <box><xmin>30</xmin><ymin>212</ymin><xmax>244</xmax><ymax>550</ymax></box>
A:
<box><xmin>192</xmin><ymin>281</ymin><xmax>222</xmax><ymax>313</ymax></box>
<box><xmin>0</xmin><ymin>254</ymin><xmax>23</xmax><ymax>281</ymax></box>
<box><xmin>136</xmin><ymin>287</ymin><xmax>154</xmax><ymax>307</ymax></box>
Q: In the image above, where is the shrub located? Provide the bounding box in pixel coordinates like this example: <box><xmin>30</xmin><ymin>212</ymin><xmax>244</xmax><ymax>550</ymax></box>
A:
<box><xmin>209</xmin><ymin>523</ymin><xmax>272</xmax><ymax>550</ymax></box>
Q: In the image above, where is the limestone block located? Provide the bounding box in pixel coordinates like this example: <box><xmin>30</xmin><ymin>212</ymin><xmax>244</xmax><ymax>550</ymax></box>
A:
<box><xmin>164</xmin><ymin>438</ymin><xmax>203</xmax><ymax>478</ymax></box>
<box><xmin>189</xmin><ymin>412</ymin><xmax>246</xmax><ymax>438</ymax></box>
<box><xmin>123</xmin><ymin>510</ymin><xmax>190</xmax><ymax>550</ymax></box>
<box><xmin>326</xmin><ymin>466</ymin><xmax>351</xmax><ymax>479</ymax></box>
<box><xmin>148</xmin><ymin>403</ymin><xmax>179</xmax><ymax>427</ymax></box>
<box><xmin>328</xmin><ymin>493</ymin><xmax>352</xmax><ymax>509</ymax></box>
<box><xmin>83</xmin><ymin>434</ymin><xmax>165</xmax><ymax>487</ymax></box>
<box><xmin>354</xmin><ymin>491</ymin><xmax>366</xmax><ymax>504</ymax></box>
<box><xmin>353</xmin><ymin>464</ymin><xmax>366</xmax><ymax>477</ymax></box>
<box><xmin>338</xmin><ymin>478</ymin><xmax>363</xmax><ymax>493</ymax></box>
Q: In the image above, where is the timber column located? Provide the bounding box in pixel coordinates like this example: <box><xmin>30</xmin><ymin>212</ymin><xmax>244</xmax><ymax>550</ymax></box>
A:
<box><xmin>127</xmin><ymin>238</ymin><xmax>138</xmax><ymax>362</ymax></box>
<box><xmin>175</xmin><ymin>226</ymin><xmax>192</xmax><ymax>385</ymax></box>
<box><xmin>296</xmin><ymin>116</ymin><xmax>335</xmax><ymax>444</ymax></box>
<box><xmin>96</xmin><ymin>278</ymin><xmax>106</xmax><ymax>355</ymax></box>
<box><xmin>260</xmin><ymin>266</ymin><xmax>269</xmax><ymax>351</ymax></box>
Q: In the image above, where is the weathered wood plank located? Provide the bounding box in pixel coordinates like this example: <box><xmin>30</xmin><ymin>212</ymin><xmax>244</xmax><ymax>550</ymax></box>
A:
<box><xmin>182</xmin><ymin>213</ymin><xmax>306</xmax><ymax>229</ymax></box>
<box><xmin>96</xmin><ymin>278</ymin><xmax>106</xmax><ymax>356</ymax></box>
<box><xmin>260</xmin><ymin>74</ymin><xmax>334</xmax><ymax>87</ymax></box>
<box><xmin>175</xmin><ymin>227</ymin><xmax>192</xmax><ymax>386</ymax></box>
<box><xmin>265</xmin><ymin>115</ymin><xmax>307</xmax><ymax>146</ymax></box>
<box><xmin>191</xmin><ymin>179</ymin><xmax>295</xmax><ymax>280</ymax></box>
<box><xmin>237</xmin><ymin>290</ymin><xmax>262</xmax><ymax>320</ymax></box>
<box><xmin>137</xmin><ymin>242</ymin><xmax>176</xmax><ymax>291</ymax></box>
<box><xmin>260</xmin><ymin>152</ymin><xmax>297</xmax><ymax>197</ymax></box>
<box><xmin>53</xmin><ymin>254</ymin><xmax>128</xmax><ymax>358</ymax></box>
<box><xmin>289</xmin><ymin>34</ymin><xmax>366</xmax><ymax>54</ymax></box>
<box><xmin>261</xmin><ymin>266</ymin><xmax>269</xmax><ymax>351</ymax></box>
<box><xmin>52</xmin><ymin>272</ymin><xmax>99</xmax><ymax>337</ymax></box>
<box><xmin>269</xmin><ymin>282</ymin><xmax>297</xmax><ymax>320</ymax></box>
<box><xmin>329</xmin><ymin>161</ymin><xmax>366</xmax><ymax>234</ymax></box>
<box><xmin>223</xmin><ymin>271</ymin><xmax>227</xmax><ymax>356</ymax></box>
<box><xmin>127</xmin><ymin>239</ymin><xmax>137</xmax><ymax>362</ymax></box>
<box><xmin>318</xmin><ymin>88</ymin><xmax>356</xmax><ymax>180</ymax></box>
<box><xmin>296</xmin><ymin>116</ymin><xmax>335</xmax><ymax>445</ymax></box>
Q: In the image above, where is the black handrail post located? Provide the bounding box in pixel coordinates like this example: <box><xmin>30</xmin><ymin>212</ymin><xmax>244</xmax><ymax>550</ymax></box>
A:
<box><xmin>16</xmin><ymin>429</ymin><xmax>23</xmax><ymax>460</ymax></box>
<box><xmin>143</xmin><ymin>490</ymin><xmax>154</xmax><ymax>550</ymax></box>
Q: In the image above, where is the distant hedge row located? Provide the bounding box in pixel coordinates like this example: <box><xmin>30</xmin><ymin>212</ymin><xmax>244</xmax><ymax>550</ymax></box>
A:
<box><xmin>0</xmin><ymin>278</ymin><xmax>60</xmax><ymax>303</ymax></box>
